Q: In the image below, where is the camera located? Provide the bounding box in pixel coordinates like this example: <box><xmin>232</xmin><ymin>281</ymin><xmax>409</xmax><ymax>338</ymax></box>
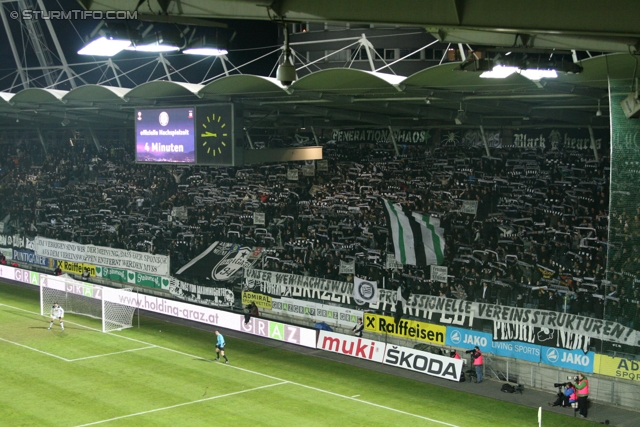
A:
<box><xmin>553</xmin><ymin>382</ymin><xmax>570</xmax><ymax>388</ymax></box>
<box><xmin>465</xmin><ymin>349</ymin><xmax>475</xmax><ymax>354</ymax></box>
<box><xmin>567</xmin><ymin>375</ymin><xmax>579</xmax><ymax>382</ymax></box>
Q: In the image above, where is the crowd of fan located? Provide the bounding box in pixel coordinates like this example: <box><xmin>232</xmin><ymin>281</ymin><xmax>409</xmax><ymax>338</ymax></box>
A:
<box><xmin>0</xmin><ymin>135</ymin><xmax>639</xmax><ymax>330</ymax></box>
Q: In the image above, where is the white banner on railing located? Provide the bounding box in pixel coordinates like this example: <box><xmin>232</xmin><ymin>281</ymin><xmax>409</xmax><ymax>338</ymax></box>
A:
<box><xmin>33</xmin><ymin>237</ymin><xmax>170</xmax><ymax>276</ymax></box>
<box><xmin>253</xmin><ymin>212</ymin><xmax>266</xmax><ymax>225</ymax></box>
<box><xmin>383</xmin><ymin>344</ymin><xmax>463</xmax><ymax>382</ymax></box>
<box><xmin>168</xmin><ymin>277</ymin><xmax>235</xmax><ymax>308</ymax></box>
<box><xmin>430</xmin><ymin>265</ymin><xmax>448</xmax><ymax>283</ymax></box>
<box><xmin>460</xmin><ymin>200</ymin><xmax>478</xmax><ymax>215</ymax></box>
<box><xmin>244</xmin><ymin>268</ymin><xmax>355</xmax><ymax>304</ymax></box>
<box><xmin>270</xmin><ymin>296</ymin><xmax>362</xmax><ymax>327</ymax></box>
<box><xmin>339</xmin><ymin>260</ymin><xmax>355</xmax><ymax>275</ymax></box>
<box><xmin>0</xmin><ymin>233</ymin><xmax>35</xmax><ymax>250</ymax></box>
<box><xmin>32</xmin><ymin>238</ymin><xmax>86</xmax><ymax>262</ymax></box>
<box><xmin>353</xmin><ymin>277</ymin><xmax>378</xmax><ymax>304</ymax></box>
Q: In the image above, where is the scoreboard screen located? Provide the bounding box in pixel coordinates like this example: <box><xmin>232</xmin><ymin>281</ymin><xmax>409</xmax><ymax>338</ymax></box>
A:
<box><xmin>135</xmin><ymin>107</ymin><xmax>195</xmax><ymax>164</ymax></box>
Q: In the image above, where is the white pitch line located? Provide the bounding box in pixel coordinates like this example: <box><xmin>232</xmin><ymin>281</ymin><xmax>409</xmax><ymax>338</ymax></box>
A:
<box><xmin>351</xmin><ymin>394</ymin><xmax>360</xmax><ymax>398</ymax></box>
<box><xmin>223</xmin><ymin>363</ymin><xmax>462</xmax><ymax>427</ymax></box>
<box><xmin>73</xmin><ymin>381</ymin><xmax>288</xmax><ymax>427</ymax></box>
<box><xmin>68</xmin><ymin>346</ymin><xmax>157</xmax><ymax>362</ymax></box>
<box><xmin>0</xmin><ymin>302</ymin><xmax>461</xmax><ymax>427</ymax></box>
<box><xmin>0</xmin><ymin>336</ymin><xmax>71</xmax><ymax>362</ymax></box>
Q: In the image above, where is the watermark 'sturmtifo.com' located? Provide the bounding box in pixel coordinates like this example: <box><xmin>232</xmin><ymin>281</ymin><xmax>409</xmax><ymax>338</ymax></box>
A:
<box><xmin>10</xmin><ymin>10</ymin><xmax>138</xmax><ymax>20</ymax></box>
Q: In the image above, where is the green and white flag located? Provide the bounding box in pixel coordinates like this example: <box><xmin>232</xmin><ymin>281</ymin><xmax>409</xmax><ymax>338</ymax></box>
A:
<box><xmin>382</xmin><ymin>199</ymin><xmax>445</xmax><ymax>266</ymax></box>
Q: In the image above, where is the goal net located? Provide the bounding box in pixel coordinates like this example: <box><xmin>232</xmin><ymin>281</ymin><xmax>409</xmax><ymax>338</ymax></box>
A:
<box><xmin>40</xmin><ymin>280</ymin><xmax>138</xmax><ymax>333</ymax></box>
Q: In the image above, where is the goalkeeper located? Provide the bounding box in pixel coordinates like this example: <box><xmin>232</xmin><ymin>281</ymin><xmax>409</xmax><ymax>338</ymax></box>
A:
<box><xmin>48</xmin><ymin>302</ymin><xmax>65</xmax><ymax>331</ymax></box>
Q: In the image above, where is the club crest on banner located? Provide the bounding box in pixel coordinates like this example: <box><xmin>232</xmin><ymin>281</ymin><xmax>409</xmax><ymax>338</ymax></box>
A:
<box><xmin>177</xmin><ymin>242</ymin><xmax>263</xmax><ymax>284</ymax></box>
<box><xmin>212</xmin><ymin>246</ymin><xmax>257</xmax><ymax>281</ymax></box>
<box><xmin>353</xmin><ymin>277</ymin><xmax>378</xmax><ymax>304</ymax></box>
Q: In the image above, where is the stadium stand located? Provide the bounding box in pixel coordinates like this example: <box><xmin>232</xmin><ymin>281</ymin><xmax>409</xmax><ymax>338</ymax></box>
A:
<box><xmin>0</xmin><ymin>136</ymin><xmax>637</xmax><ymax>330</ymax></box>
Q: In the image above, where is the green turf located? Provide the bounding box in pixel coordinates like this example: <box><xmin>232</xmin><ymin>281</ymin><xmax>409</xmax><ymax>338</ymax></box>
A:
<box><xmin>0</xmin><ymin>282</ymin><xmax>594</xmax><ymax>427</ymax></box>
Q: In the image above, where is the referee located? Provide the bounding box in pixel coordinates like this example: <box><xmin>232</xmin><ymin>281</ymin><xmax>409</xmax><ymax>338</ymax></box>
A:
<box><xmin>215</xmin><ymin>330</ymin><xmax>229</xmax><ymax>363</ymax></box>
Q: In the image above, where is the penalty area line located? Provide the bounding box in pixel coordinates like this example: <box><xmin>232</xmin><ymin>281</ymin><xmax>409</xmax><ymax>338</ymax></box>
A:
<box><xmin>73</xmin><ymin>381</ymin><xmax>288</xmax><ymax>427</ymax></box>
<box><xmin>68</xmin><ymin>346</ymin><xmax>157</xmax><ymax>362</ymax></box>
<box><xmin>218</xmin><ymin>360</ymin><xmax>462</xmax><ymax>427</ymax></box>
<box><xmin>293</xmin><ymin>381</ymin><xmax>461</xmax><ymax>427</ymax></box>
<box><xmin>0</xmin><ymin>336</ymin><xmax>71</xmax><ymax>362</ymax></box>
<box><xmin>0</xmin><ymin>303</ymin><xmax>461</xmax><ymax>427</ymax></box>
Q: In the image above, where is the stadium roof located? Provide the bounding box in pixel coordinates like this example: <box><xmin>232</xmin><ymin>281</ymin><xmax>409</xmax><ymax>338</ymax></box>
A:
<box><xmin>76</xmin><ymin>0</ymin><xmax>640</xmax><ymax>54</ymax></box>
<box><xmin>0</xmin><ymin>54</ymin><xmax>635</xmax><ymax>130</ymax></box>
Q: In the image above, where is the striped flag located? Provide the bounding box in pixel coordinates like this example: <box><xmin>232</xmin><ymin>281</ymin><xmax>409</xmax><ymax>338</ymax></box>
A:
<box><xmin>382</xmin><ymin>199</ymin><xmax>445</xmax><ymax>266</ymax></box>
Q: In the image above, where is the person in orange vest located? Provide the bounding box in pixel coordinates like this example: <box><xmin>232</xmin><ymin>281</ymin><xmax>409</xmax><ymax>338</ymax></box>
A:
<box><xmin>575</xmin><ymin>373</ymin><xmax>589</xmax><ymax>418</ymax></box>
<box><xmin>450</xmin><ymin>349</ymin><xmax>466</xmax><ymax>382</ymax></box>
<box><xmin>468</xmin><ymin>346</ymin><xmax>483</xmax><ymax>383</ymax></box>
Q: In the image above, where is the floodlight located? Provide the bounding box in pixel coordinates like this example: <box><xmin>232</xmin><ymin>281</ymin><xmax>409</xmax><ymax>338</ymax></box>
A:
<box><xmin>480</xmin><ymin>65</ymin><xmax>518</xmax><ymax>78</ymax></box>
<box><xmin>127</xmin><ymin>42</ymin><xmax>180</xmax><ymax>53</ymax></box>
<box><xmin>183</xmin><ymin>47</ymin><xmax>228</xmax><ymax>56</ymax></box>
<box><xmin>183</xmin><ymin>35</ymin><xmax>228</xmax><ymax>56</ymax></box>
<box><xmin>78</xmin><ymin>36</ymin><xmax>131</xmax><ymax>57</ymax></box>
<box><xmin>596</xmin><ymin>100</ymin><xmax>602</xmax><ymax>117</ymax></box>
<box><xmin>127</xmin><ymin>32</ymin><xmax>181</xmax><ymax>53</ymax></box>
<box><xmin>518</xmin><ymin>69</ymin><xmax>558</xmax><ymax>80</ymax></box>
<box><xmin>463</xmin><ymin>52</ymin><xmax>582</xmax><ymax>81</ymax></box>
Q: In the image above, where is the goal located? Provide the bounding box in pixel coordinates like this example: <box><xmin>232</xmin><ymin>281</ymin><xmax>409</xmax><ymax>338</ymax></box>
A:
<box><xmin>40</xmin><ymin>281</ymin><xmax>138</xmax><ymax>333</ymax></box>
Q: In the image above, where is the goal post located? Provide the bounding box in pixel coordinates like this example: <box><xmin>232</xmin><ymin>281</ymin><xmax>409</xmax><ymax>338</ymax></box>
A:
<box><xmin>40</xmin><ymin>277</ymin><xmax>138</xmax><ymax>333</ymax></box>
<box><xmin>102</xmin><ymin>287</ymin><xmax>139</xmax><ymax>333</ymax></box>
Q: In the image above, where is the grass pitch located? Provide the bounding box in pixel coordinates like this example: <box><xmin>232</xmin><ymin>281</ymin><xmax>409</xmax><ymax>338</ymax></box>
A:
<box><xmin>0</xmin><ymin>282</ymin><xmax>593</xmax><ymax>427</ymax></box>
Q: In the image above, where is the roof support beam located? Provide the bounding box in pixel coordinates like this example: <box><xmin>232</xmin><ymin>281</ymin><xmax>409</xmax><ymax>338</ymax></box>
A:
<box><xmin>0</xmin><ymin>6</ymin><xmax>28</xmax><ymax>89</ymax></box>
<box><xmin>291</xmin><ymin>104</ymin><xmax>390</xmax><ymax>126</ymax></box>
<box><xmin>379</xmin><ymin>101</ymin><xmax>483</xmax><ymax>125</ymax></box>
<box><xmin>79</xmin><ymin>0</ymin><xmax>640</xmax><ymax>39</ymax></box>
<box><xmin>469</xmin><ymin>98</ymin><xmax>593</xmax><ymax>125</ymax></box>
<box><xmin>36</xmin><ymin>127</ymin><xmax>48</xmax><ymax>155</ymax></box>
<box><xmin>539</xmin><ymin>81</ymin><xmax>607</xmax><ymax>99</ymax></box>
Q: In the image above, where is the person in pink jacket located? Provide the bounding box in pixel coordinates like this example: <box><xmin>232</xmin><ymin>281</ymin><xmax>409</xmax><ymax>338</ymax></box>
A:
<box><xmin>575</xmin><ymin>373</ymin><xmax>589</xmax><ymax>418</ymax></box>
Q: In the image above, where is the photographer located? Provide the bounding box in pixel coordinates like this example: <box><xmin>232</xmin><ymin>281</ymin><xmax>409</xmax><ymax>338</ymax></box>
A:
<box><xmin>466</xmin><ymin>346</ymin><xmax>483</xmax><ymax>383</ymax></box>
<box><xmin>549</xmin><ymin>382</ymin><xmax>577</xmax><ymax>408</ymax></box>
<box><xmin>575</xmin><ymin>373</ymin><xmax>589</xmax><ymax>418</ymax></box>
<box><xmin>450</xmin><ymin>350</ymin><xmax>466</xmax><ymax>382</ymax></box>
